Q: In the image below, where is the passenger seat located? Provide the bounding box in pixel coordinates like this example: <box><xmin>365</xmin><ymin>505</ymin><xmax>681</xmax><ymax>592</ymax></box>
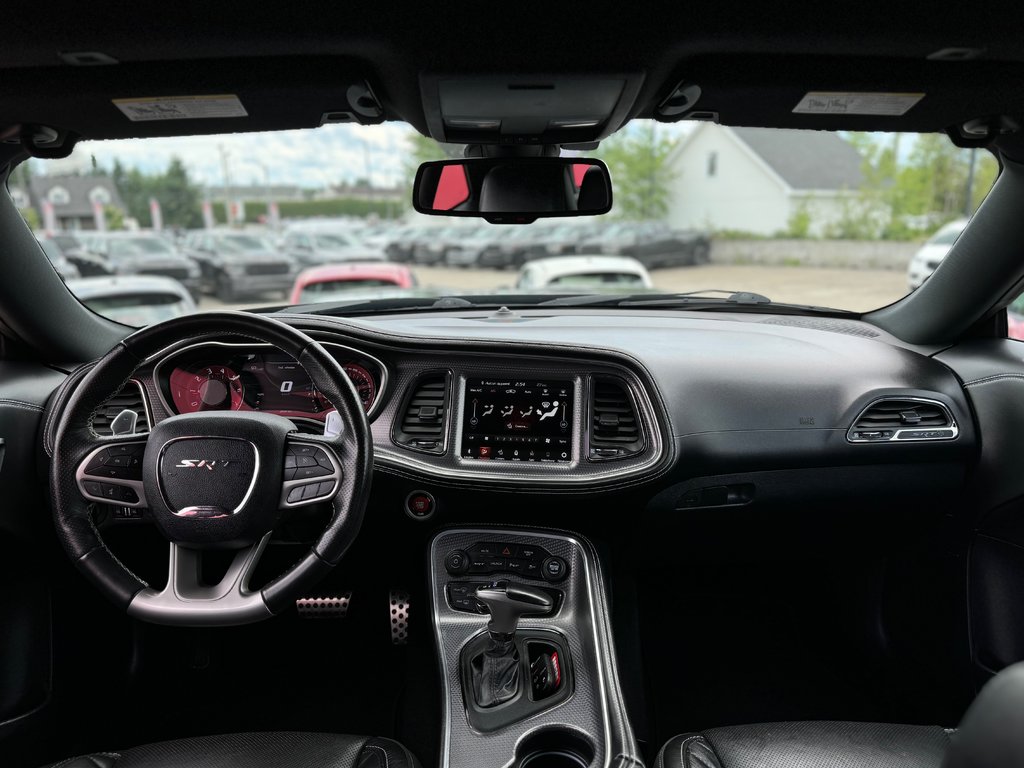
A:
<box><xmin>656</xmin><ymin>662</ymin><xmax>1024</xmax><ymax>768</ymax></box>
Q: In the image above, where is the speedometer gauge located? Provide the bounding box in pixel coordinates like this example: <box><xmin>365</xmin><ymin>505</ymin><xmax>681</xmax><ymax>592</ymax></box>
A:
<box><xmin>343</xmin><ymin>363</ymin><xmax>377</xmax><ymax>411</ymax></box>
<box><xmin>182</xmin><ymin>365</ymin><xmax>244</xmax><ymax>411</ymax></box>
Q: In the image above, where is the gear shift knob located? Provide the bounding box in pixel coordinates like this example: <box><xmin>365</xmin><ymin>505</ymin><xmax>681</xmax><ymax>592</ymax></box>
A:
<box><xmin>475</xmin><ymin>581</ymin><xmax>554</xmax><ymax>637</ymax></box>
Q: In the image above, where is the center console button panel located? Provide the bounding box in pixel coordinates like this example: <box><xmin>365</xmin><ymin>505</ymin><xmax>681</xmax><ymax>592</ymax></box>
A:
<box><xmin>445</xmin><ymin>541</ymin><xmax>569</xmax><ymax>582</ymax></box>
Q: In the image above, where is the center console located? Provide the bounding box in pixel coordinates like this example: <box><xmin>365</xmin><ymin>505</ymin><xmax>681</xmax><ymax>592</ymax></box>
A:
<box><xmin>430</xmin><ymin>528</ymin><xmax>640</xmax><ymax>768</ymax></box>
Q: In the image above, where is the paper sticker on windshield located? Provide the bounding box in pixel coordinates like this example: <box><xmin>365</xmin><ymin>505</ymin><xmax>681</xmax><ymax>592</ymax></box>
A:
<box><xmin>112</xmin><ymin>95</ymin><xmax>248</xmax><ymax>122</ymax></box>
<box><xmin>792</xmin><ymin>92</ymin><xmax>924</xmax><ymax>116</ymax></box>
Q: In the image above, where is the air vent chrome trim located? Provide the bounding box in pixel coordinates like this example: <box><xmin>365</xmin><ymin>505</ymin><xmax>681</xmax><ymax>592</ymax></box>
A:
<box><xmin>847</xmin><ymin>396</ymin><xmax>958</xmax><ymax>443</ymax></box>
<box><xmin>391</xmin><ymin>370</ymin><xmax>452</xmax><ymax>456</ymax></box>
<box><xmin>90</xmin><ymin>379</ymin><xmax>152</xmax><ymax>436</ymax></box>
<box><xmin>587</xmin><ymin>375</ymin><xmax>646</xmax><ymax>461</ymax></box>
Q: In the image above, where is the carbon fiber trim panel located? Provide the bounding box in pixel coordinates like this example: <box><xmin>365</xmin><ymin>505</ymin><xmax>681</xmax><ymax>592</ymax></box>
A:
<box><xmin>429</xmin><ymin>528</ymin><xmax>640</xmax><ymax>768</ymax></box>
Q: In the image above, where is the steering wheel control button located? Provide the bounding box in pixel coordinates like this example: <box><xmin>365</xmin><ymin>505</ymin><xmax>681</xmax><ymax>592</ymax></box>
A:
<box><xmin>444</xmin><ymin>549</ymin><xmax>471</xmax><ymax>575</ymax></box>
<box><xmin>405</xmin><ymin>490</ymin><xmax>436</xmax><ymax>520</ymax></box>
<box><xmin>542</xmin><ymin>556</ymin><xmax>568</xmax><ymax>582</ymax></box>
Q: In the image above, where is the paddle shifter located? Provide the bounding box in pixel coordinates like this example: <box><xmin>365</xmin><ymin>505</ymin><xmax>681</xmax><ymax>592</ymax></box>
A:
<box><xmin>470</xmin><ymin>581</ymin><xmax>555</xmax><ymax>707</ymax></box>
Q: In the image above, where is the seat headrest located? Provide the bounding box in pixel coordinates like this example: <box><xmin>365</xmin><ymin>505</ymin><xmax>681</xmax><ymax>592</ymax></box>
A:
<box><xmin>944</xmin><ymin>662</ymin><xmax>1024</xmax><ymax>768</ymax></box>
<box><xmin>577</xmin><ymin>165</ymin><xmax>609</xmax><ymax>211</ymax></box>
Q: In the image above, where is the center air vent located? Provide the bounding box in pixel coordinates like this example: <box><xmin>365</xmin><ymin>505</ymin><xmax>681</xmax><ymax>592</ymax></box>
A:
<box><xmin>90</xmin><ymin>381</ymin><xmax>150</xmax><ymax>436</ymax></box>
<box><xmin>589</xmin><ymin>377</ymin><xmax>644</xmax><ymax>460</ymax></box>
<box><xmin>848</xmin><ymin>397</ymin><xmax>957</xmax><ymax>443</ymax></box>
<box><xmin>392</xmin><ymin>373</ymin><xmax>449</xmax><ymax>454</ymax></box>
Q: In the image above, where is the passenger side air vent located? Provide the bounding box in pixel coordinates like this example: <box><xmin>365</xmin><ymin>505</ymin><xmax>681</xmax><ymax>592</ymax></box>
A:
<box><xmin>90</xmin><ymin>381</ymin><xmax>150</xmax><ymax>436</ymax></box>
<box><xmin>589</xmin><ymin>377</ymin><xmax>644</xmax><ymax>460</ymax></box>
<box><xmin>392</xmin><ymin>373</ymin><xmax>449</xmax><ymax>454</ymax></box>
<box><xmin>848</xmin><ymin>397</ymin><xmax>957</xmax><ymax>443</ymax></box>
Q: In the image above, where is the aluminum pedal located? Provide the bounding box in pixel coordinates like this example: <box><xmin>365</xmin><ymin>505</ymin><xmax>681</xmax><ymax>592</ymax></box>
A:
<box><xmin>295</xmin><ymin>593</ymin><xmax>351</xmax><ymax>618</ymax></box>
<box><xmin>389</xmin><ymin>590</ymin><xmax>411</xmax><ymax>645</ymax></box>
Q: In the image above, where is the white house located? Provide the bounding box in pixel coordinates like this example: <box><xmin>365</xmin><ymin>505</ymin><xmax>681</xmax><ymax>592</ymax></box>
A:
<box><xmin>664</xmin><ymin>124</ymin><xmax>865</xmax><ymax>236</ymax></box>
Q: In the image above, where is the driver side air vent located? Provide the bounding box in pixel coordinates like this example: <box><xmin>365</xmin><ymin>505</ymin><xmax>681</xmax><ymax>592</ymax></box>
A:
<box><xmin>90</xmin><ymin>381</ymin><xmax>150</xmax><ymax>436</ymax></box>
<box><xmin>848</xmin><ymin>397</ymin><xmax>957</xmax><ymax>443</ymax></box>
<box><xmin>392</xmin><ymin>373</ymin><xmax>449</xmax><ymax>454</ymax></box>
<box><xmin>589</xmin><ymin>377</ymin><xmax>644</xmax><ymax>460</ymax></box>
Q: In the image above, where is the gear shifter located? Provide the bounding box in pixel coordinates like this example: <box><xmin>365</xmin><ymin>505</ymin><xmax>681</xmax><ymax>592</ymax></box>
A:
<box><xmin>470</xmin><ymin>581</ymin><xmax>554</xmax><ymax>708</ymax></box>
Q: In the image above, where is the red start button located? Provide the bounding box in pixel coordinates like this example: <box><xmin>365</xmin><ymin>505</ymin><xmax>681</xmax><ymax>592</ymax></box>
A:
<box><xmin>404</xmin><ymin>490</ymin><xmax>436</xmax><ymax>520</ymax></box>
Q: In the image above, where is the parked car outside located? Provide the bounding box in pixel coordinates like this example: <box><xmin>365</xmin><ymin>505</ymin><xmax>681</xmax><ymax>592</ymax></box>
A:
<box><xmin>577</xmin><ymin>221</ymin><xmax>711</xmax><ymax>268</ymax></box>
<box><xmin>74</xmin><ymin>232</ymin><xmax>201</xmax><ymax>297</ymax></box>
<box><xmin>281</xmin><ymin>224</ymin><xmax>386</xmax><ymax>267</ymax></box>
<box><xmin>182</xmin><ymin>230</ymin><xmax>296</xmax><ymax>301</ymax></box>
<box><xmin>289</xmin><ymin>262</ymin><xmax>417</xmax><ymax>304</ymax></box>
<box><xmin>36</xmin><ymin>235</ymin><xmax>80</xmax><ymax>281</ymax></box>
<box><xmin>513</xmin><ymin>255</ymin><xmax>654</xmax><ymax>292</ymax></box>
<box><xmin>477</xmin><ymin>226</ymin><xmax>550</xmax><ymax>270</ymax></box>
<box><xmin>66</xmin><ymin>275</ymin><xmax>197</xmax><ymax>326</ymax></box>
<box><xmin>906</xmin><ymin>218</ymin><xmax>969</xmax><ymax>291</ymax></box>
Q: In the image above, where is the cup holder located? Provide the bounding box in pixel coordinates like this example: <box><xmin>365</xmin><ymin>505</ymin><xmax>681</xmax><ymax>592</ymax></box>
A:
<box><xmin>516</xmin><ymin>729</ymin><xmax>595</xmax><ymax>768</ymax></box>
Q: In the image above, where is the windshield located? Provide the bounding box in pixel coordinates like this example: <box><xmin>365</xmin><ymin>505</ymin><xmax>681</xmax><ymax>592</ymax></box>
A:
<box><xmin>77</xmin><ymin>292</ymin><xmax>190</xmax><ymax>325</ymax></box>
<box><xmin>11</xmin><ymin>122</ymin><xmax>997</xmax><ymax>325</ymax></box>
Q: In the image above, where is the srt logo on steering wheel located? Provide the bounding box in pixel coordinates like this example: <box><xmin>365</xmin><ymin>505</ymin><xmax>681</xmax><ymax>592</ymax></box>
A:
<box><xmin>173</xmin><ymin>459</ymin><xmax>237</xmax><ymax>470</ymax></box>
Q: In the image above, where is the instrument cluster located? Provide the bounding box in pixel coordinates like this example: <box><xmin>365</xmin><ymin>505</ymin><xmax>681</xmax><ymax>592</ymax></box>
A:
<box><xmin>156</xmin><ymin>343</ymin><xmax>384</xmax><ymax>423</ymax></box>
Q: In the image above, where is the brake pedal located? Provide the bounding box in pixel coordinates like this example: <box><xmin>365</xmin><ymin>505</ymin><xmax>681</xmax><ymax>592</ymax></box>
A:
<box><xmin>296</xmin><ymin>593</ymin><xmax>351</xmax><ymax>618</ymax></box>
<box><xmin>389</xmin><ymin>590</ymin><xmax>410</xmax><ymax>645</ymax></box>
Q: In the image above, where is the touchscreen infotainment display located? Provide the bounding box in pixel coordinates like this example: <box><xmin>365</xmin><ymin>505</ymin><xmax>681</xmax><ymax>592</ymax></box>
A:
<box><xmin>460</xmin><ymin>378</ymin><xmax>573</xmax><ymax>463</ymax></box>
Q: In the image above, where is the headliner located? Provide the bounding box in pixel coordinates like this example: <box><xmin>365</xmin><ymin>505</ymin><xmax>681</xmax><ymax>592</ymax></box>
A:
<box><xmin>1</xmin><ymin>2</ymin><xmax>1023</xmax><ymax>160</ymax></box>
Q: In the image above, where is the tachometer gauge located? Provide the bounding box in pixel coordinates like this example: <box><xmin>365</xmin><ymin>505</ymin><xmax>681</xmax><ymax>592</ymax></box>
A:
<box><xmin>183</xmin><ymin>365</ymin><xmax>244</xmax><ymax>411</ymax></box>
<box><xmin>343</xmin><ymin>363</ymin><xmax>377</xmax><ymax>411</ymax></box>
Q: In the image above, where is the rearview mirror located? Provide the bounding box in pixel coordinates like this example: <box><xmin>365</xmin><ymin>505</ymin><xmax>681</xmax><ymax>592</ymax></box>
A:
<box><xmin>413</xmin><ymin>157</ymin><xmax>611</xmax><ymax>223</ymax></box>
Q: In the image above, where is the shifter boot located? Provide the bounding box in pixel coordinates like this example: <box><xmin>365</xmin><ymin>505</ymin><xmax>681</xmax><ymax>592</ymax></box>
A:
<box><xmin>471</xmin><ymin>634</ymin><xmax>520</xmax><ymax>707</ymax></box>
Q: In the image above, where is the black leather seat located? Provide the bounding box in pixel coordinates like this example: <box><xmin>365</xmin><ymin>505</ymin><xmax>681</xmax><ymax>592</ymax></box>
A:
<box><xmin>46</xmin><ymin>732</ymin><xmax>419</xmax><ymax>768</ymax></box>
<box><xmin>656</xmin><ymin>662</ymin><xmax>1024</xmax><ymax>768</ymax></box>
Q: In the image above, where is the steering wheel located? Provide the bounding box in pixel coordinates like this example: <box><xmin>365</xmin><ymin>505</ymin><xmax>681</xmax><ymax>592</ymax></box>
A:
<box><xmin>49</xmin><ymin>312</ymin><xmax>373</xmax><ymax>626</ymax></box>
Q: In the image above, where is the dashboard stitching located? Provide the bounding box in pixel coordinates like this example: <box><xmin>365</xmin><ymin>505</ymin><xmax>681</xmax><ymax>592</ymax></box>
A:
<box><xmin>964</xmin><ymin>373</ymin><xmax>1024</xmax><ymax>387</ymax></box>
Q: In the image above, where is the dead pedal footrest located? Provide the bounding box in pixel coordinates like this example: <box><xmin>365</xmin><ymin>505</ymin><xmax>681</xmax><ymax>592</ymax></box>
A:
<box><xmin>295</xmin><ymin>593</ymin><xmax>351</xmax><ymax>618</ymax></box>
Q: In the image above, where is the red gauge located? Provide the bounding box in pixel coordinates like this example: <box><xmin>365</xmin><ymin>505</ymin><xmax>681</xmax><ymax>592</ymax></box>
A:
<box><xmin>343</xmin><ymin>363</ymin><xmax>377</xmax><ymax>412</ymax></box>
<box><xmin>169</xmin><ymin>364</ymin><xmax>245</xmax><ymax>413</ymax></box>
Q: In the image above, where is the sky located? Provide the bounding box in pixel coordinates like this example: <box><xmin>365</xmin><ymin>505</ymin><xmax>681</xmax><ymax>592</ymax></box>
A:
<box><xmin>35</xmin><ymin>121</ymin><xmax>695</xmax><ymax>191</ymax></box>
<box><xmin>39</xmin><ymin>122</ymin><xmax>416</xmax><ymax>190</ymax></box>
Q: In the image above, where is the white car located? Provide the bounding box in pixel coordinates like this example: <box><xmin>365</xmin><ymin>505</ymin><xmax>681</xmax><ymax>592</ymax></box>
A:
<box><xmin>67</xmin><ymin>275</ymin><xmax>197</xmax><ymax>326</ymax></box>
<box><xmin>906</xmin><ymin>218</ymin><xmax>968</xmax><ymax>291</ymax></box>
<box><xmin>514</xmin><ymin>255</ymin><xmax>654</xmax><ymax>292</ymax></box>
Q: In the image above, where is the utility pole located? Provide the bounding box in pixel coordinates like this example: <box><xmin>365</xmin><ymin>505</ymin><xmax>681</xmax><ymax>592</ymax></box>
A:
<box><xmin>964</xmin><ymin>147</ymin><xmax>978</xmax><ymax>217</ymax></box>
<box><xmin>219</xmin><ymin>144</ymin><xmax>233</xmax><ymax>226</ymax></box>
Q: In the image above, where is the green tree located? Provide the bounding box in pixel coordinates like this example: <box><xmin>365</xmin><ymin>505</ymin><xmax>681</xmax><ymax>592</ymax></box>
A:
<box><xmin>597</xmin><ymin>122</ymin><xmax>677</xmax><ymax>219</ymax></box>
<box><xmin>19</xmin><ymin>206</ymin><xmax>39</xmax><ymax>230</ymax></box>
<box><xmin>111</xmin><ymin>156</ymin><xmax>202</xmax><ymax>228</ymax></box>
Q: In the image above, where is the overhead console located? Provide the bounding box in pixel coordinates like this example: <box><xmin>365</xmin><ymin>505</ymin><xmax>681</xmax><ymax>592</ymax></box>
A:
<box><xmin>419</xmin><ymin>74</ymin><xmax>646</xmax><ymax>145</ymax></box>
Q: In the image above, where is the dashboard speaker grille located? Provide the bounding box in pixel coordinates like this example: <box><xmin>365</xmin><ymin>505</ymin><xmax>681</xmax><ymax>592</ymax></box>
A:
<box><xmin>589</xmin><ymin>377</ymin><xmax>643</xmax><ymax>460</ymax></box>
<box><xmin>393</xmin><ymin>374</ymin><xmax>448</xmax><ymax>454</ymax></box>
<box><xmin>90</xmin><ymin>381</ymin><xmax>149</xmax><ymax>436</ymax></box>
<box><xmin>848</xmin><ymin>397</ymin><xmax>957</xmax><ymax>442</ymax></box>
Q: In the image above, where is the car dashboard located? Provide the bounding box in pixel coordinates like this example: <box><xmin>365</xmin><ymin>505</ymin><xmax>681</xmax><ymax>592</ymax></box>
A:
<box><xmin>70</xmin><ymin>307</ymin><xmax>975</xmax><ymax>499</ymax></box>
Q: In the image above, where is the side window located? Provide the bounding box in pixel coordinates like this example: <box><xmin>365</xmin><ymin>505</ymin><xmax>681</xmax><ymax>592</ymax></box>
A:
<box><xmin>1009</xmin><ymin>293</ymin><xmax>1024</xmax><ymax>342</ymax></box>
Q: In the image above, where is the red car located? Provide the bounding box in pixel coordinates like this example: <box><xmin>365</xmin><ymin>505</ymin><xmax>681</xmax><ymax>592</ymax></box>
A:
<box><xmin>288</xmin><ymin>262</ymin><xmax>417</xmax><ymax>304</ymax></box>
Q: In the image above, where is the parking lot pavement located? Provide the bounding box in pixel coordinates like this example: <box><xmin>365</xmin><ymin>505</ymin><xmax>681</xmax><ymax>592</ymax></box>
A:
<box><xmin>199</xmin><ymin>264</ymin><xmax>909</xmax><ymax>315</ymax></box>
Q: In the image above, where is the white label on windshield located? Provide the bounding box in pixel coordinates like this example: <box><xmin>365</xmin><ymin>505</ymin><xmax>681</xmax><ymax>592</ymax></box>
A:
<box><xmin>112</xmin><ymin>94</ymin><xmax>248</xmax><ymax>122</ymax></box>
<box><xmin>792</xmin><ymin>91</ymin><xmax>924</xmax><ymax>116</ymax></box>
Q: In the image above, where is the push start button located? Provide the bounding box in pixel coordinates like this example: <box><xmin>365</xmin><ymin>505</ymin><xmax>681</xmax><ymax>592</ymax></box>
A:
<box><xmin>404</xmin><ymin>490</ymin><xmax>436</xmax><ymax>520</ymax></box>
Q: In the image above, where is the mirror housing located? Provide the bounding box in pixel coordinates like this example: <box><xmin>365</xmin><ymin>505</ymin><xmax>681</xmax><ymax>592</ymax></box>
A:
<box><xmin>413</xmin><ymin>157</ymin><xmax>612</xmax><ymax>224</ymax></box>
